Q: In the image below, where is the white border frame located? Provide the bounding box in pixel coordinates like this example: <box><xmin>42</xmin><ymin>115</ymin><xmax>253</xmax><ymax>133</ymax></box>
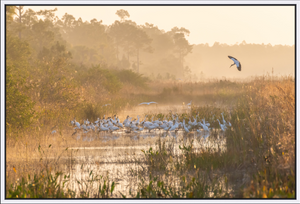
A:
<box><xmin>1</xmin><ymin>1</ymin><xmax>299</xmax><ymax>203</ymax></box>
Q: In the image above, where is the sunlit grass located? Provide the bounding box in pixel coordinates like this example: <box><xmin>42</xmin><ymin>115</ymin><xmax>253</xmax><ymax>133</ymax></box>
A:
<box><xmin>6</xmin><ymin>77</ymin><xmax>295</xmax><ymax>198</ymax></box>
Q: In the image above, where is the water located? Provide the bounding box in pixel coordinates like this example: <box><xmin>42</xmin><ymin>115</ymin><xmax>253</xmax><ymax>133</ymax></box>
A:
<box><xmin>58</xmin><ymin>128</ymin><xmax>227</xmax><ymax>197</ymax></box>
<box><xmin>118</xmin><ymin>104</ymin><xmax>191</xmax><ymax>121</ymax></box>
<box><xmin>10</xmin><ymin>104</ymin><xmax>230</xmax><ymax>197</ymax></box>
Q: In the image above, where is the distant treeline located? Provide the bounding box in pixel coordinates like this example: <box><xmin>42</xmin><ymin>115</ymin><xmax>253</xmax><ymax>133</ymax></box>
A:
<box><xmin>6</xmin><ymin>7</ymin><xmax>193</xmax><ymax>79</ymax></box>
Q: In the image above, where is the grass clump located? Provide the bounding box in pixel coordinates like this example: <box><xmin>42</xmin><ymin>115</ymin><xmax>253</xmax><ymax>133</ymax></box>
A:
<box><xmin>243</xmin><ymin>168</ymin><xmax>295</xmax><ymax>198</ymax></box>
<box><xmin>125</xmin><ymin>172</ymin><xmax>228</xmax><ymax>198</ymax></box>
<box><xmin>7</xmin><ymin>169</ymin><xmax>75</xmax><ymax>198</ymax></box>
<box><xmin>6</xmin><ymin>168</ymin><xmax>116</xmax><ymax>198</ymax></box>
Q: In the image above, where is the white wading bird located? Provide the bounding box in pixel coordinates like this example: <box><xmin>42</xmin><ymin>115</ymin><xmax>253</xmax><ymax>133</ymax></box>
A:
<box><xmin>138</xmin><ymin>102</ymin><xmax>158</xmax><ymax>106</ymax></box>
<box><xmin>228</xmin><ymin>55</ymin><xmax>241</xmax><ymax>71</ymax></box>
<box><xmin>217</xmin><ymin>119</ymin><xmax>227</xmax><ymax>132</ymax></box>
<box><xmin>221</xmin><ymin>112</ymin><xmax>232</xmax><ymax>128</ymax></box>
<box><xmin>183</xmin><ymin>123</ymin><xmax>189</xmax><ymax>133</ymax></box>
<box><xmin>102</xmin><ymin>104</ymin><xmax>111</xmax><ymax>107</ymax></box>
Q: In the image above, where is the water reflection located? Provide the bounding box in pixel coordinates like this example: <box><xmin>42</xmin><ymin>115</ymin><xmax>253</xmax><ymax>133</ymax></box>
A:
<box><xmin>62</xmin><ymin>128</ymin><xmax>227</xmax><ymax>197</ymax></box>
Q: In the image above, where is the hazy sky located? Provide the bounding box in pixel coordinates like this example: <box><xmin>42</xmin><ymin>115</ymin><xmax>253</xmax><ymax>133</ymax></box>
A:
<box><xmin>26</xmin><ymin>5</ymin><xmax>295</xmax><ymax>46</ymax></box>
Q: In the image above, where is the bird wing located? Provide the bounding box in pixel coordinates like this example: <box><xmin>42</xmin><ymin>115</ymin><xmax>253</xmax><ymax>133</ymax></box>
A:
<box><xmin>232</xmin><ymin>59</ymin><xmax>241</xmax><ymax>71</ymax></box>
<box><xmin>237</xmin><ymin>63</ymin><xmax>242</xmax><ymax>71</ymax></box>
<box><xmin>228</xmin><ymin>56</ymin><xmax>238</xmax><ymax>64</ymax></box>
<box><xmin>138</xmin><ymin>102</ymin><xmax>147</xmax><ymax>105</ymax></box>
<box><xmin>228</xmin><ymin>55</ymin><xmax>237</xmax><ymax>61</ymax></box>
<box><xmin>149</xmin><ymin>102</ymin><xmax>158</xmax><ymax>104</ymax></box>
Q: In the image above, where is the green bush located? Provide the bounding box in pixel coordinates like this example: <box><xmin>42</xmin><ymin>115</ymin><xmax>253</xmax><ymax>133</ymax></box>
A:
<box><xmin>78</xmin><ymin>65</ymin><xmax>123</xmax><ymax>94</ymax></box>
<box><xmin>115</xmin><ymin>69</ymin><xmax>148</xmax><ymax>88</ymax></box>
<box><xmin>101</xmin><ymin>69</ymin><xmax>123</xmax><ymax>94</ymax></box>
<box><xmin>6</xmin><ymin>65</ymin><xmax>35</xmax><ymax>131</ymax></box>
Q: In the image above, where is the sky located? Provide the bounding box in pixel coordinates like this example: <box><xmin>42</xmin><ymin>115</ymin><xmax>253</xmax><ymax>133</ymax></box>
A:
<box><xmin>25</xmin><ymin>5</ymin><xmax>295</xmax><ymax>46</ymax></box>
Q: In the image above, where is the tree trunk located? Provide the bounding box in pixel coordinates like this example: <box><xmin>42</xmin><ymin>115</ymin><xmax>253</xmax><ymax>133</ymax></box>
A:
<box><xmin>18</xmin><ymin>7</ymin><xmax>22</xmax><ymax>39</ymax></box>
<box><xmin>137</xmin><ymin>47</ymin><xmax>139</xmax><ymax>73</ymax></box>
<box><xmin>116</xmin><ymin>44</ymin><xmax>119</xmax><ymax>60</ymax></box>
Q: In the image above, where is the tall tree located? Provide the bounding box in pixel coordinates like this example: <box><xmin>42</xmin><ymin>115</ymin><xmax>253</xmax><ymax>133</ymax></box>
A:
<box><xmin>6</xmin><ymin>6</ymin><xmax>16</xmax><ymax>23</ymax></box>
<box><xmin>31</xmin><ymin>20</ymin><xmax>55</xmax><ymax>52</ymax></box>
<box><xmin>111</xmin><ymin>20</ymin><xmax>152</xmax><ymax>72</ymax></box>
<box><xmin>130</xmin><ymin>27</ymin><xmax>152</xmax><ymax>73</ymax></box>
<box><xmin>14</xmin><ymin>6</ymin><xmax>25</xmax><ymax>39</ymax></box>
<box><xmin>37</xmin><ymin>41</ymin><xmax>78</xmax><ymax>110</ymax></box>
<box><xmin>60</xmin><ymin>15</ymin><xmax>114</xmax><ymax>66</ymax></box>
<box><xmin>36</xmin><ymin>8</ymin><xmax>58</xmax><ymax>22</ymax></box>
<box><xmin>169</xmin><ymin>27</ymin><xmax>193</xmax><ymax>75</ymax></box>
<box><xmin>109</xmin><ymin>20</ymin><xmax>125</xmax><ymax>60</ymax></box>
<box><xmin>116</xmin><ymin>9</ymin><xmax>130</xmax><ymax>22</ymax></box>
<box><xmin>6</xmin><ymin>32</ymin><xmax>35</xmax><ymax>130</ymax></box>
<box><xmin>22</xmin><ymin>8</ymin><xmax>38</xmax><ymax>28</ymax></box>
<box><xmin>60</xmin><ymin>13</ymin><xmax>76</xmax><ymax>35</ymax></box>
<box><xmin>6</xmin><ymin>31</ymin><xmax>31</xmax><ymax>77</ymax></box>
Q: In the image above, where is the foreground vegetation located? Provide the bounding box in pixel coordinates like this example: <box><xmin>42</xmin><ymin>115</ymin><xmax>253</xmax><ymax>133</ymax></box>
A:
<box><xmin>6</xmin><ymin>77</ymin><xmax>295</xmax><ymax>198</ymax></box>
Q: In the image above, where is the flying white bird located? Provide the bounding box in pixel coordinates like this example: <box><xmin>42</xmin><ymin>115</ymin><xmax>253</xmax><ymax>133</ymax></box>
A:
<box><xmin>102</xmin><ymin>104</ymin><xmax>111</xmax><ymax>107</ymax></box>
<box><xmin>138</xmin><ymin>102</ymin><xmax>158</xmax><ymax>106</ymax></box>
<box><xmin>228</xmin><ymin>55</ymin><xmax>241</xmax><ymax>71</ymax></box>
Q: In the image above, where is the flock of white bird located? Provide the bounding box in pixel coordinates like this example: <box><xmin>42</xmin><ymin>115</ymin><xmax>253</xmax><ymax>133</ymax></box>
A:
<box><xmin>65</xmin><ymin>112</ymin><xmax>231</xmax><ymax>139</ymax></box>
<box><xmin>49</xmin><ymin>99</ymin><xmax>232</xmax><ymax>143</ymax></box>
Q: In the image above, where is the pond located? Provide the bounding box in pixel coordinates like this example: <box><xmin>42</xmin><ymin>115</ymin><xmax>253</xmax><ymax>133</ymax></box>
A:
<box><xmin>7</xmin><ymin>104</ymin><xmax>235</xmax><ymax>198</ymax></box>
<box><xmin>57</xmin><ymin>128</ymin><xmax>228</xmax><ymax>197</ymax></box>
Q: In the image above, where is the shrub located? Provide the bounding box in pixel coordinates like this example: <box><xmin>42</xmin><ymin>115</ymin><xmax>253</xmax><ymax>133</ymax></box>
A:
<box><xmin>6</xmin><ymin>65</ymin><xmax>35</xmax><ymax>131</ymax></box>
<box><xmin>78</xmin><ymin>65</ymin><xmax>123</xmax><ymax>94</ymax></box>
<box><xmin>115</xmin><ymin>69</ymin><xmax>148</xmax><ymax>89</ymax></box>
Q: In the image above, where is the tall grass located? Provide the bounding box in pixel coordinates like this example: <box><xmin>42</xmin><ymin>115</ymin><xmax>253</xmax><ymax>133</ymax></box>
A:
<box><xmin>133</xmin><ymin>78</ymin><xmax>295</xmax><ymax>198</ymax></box>
<box><xmin>228</xmin><ymin>79</ymin><xmax>295</xmax><ymax>197</ymax></box>
<box><xmin>6</xmin><ymin>77</ymin><xmax>295</xmax><ymax>198</ymax></box>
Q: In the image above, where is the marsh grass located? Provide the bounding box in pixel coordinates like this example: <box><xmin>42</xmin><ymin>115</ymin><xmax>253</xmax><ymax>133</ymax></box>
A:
<box><xmin>6</xmin><ymin>77</ymin><xmax>295</xmax><ymax>198</ymax></box>
<box><xmin>6</xmin><ymin>166</ymin><xmax>116</xmax><ymax>198</ymax></box>
<box><xmin>125</xmin><ymin>171</ymin><xmax>229</xmax><ymax>198</ymax></box>
<box><xmin>129</xmin><ymin>78</ymin><xmax>295</xmax><ymax>198</ymax></box>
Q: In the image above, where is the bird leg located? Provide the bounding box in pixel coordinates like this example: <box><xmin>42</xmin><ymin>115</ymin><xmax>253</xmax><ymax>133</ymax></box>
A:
<box><xmin>229</xmin><ymin>63</ymin><xmax>235</xmax><ymax>68</ymax></box>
